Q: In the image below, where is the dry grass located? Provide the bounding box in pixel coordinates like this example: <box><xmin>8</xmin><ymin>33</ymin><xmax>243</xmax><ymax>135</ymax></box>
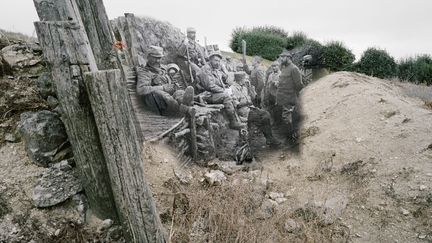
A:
<box><xmin>165</xmin><ymin>179</ymin><xmax>349</xmax><ymax>243</ymax></box>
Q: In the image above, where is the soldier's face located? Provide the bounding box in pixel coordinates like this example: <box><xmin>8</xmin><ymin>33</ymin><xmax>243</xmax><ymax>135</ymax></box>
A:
<box><xmin>187</xmin><ymin>32</ymin><xmax>196</xmax><ymax>40</ymax></box>
<box><xmin>147</xmin><ymin>56</ymin><xmax>161</xmax><ymax>67</ymax></box>
<box><xmin>168</xmin><ymin>69</ymin><xmax>177</xmax><ymax>78</ymax></box>
<box><xmin>272</xmin><ymin>65</ymin><xmax>279</xmax><ymax>72</ymax></box>
<box><xmin>210</xmin><ymin>56</ymin><xmax>221</xmax><ymax>69</ymax></box>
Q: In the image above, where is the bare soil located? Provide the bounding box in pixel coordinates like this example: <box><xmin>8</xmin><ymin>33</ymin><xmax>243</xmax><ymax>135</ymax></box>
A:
<box><xmin>1</xmin><ymin>71</ymin><xmax>431</xmax><ymax>242</ymax></box>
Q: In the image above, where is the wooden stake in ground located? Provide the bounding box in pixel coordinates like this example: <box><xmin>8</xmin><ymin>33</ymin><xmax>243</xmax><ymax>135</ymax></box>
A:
<box><xmin>84</xmin><ymin>70</ymin><xmax>166</xmax><ymax>243</ymax></box>
<box><xmin>34</xmin><ymin>21</ymin><xmax>118</xmax><ymax>221</ymax></box>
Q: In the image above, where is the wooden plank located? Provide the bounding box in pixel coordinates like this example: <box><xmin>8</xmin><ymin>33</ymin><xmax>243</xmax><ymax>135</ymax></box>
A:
<box><xmin>33</xmin><ymin>0</ymin><xmax>81</xmax><ymax>22</ymax></box>
<box><xmin>188</xmin><ymin>108</ymin><xmax>198</xmax><ymax>160</ymax></box>
<box><xmin>34</xmin><ymin>21</ymin><xmax>118</xmax><ymax>221</ymax></box>
<box><xmin>74</xmin><ymin>0</ymin><xmax>119</xmax><ymax>70</ymax></box>
<box><xmin>84</xmin><ymin>69</ymin><xmax>166</xmax><ymax>243</ymax></box>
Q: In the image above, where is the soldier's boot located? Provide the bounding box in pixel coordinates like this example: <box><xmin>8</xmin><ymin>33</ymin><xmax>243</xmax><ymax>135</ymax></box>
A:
<box><xmin>262</xmin><ymin>126</ymin><xmax>281</xmax><ymax>146</ymax></box>
<box><xmin>182</xmin><ymin>86</ymin><xmax>195</xmax><ymax>106</ymax></box>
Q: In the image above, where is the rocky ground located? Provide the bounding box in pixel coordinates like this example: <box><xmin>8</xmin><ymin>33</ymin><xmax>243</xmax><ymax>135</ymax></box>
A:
<box><xmin>1</xmin><ymin>32</ymin><xmax>431</xmax><ymax>242</ymax></box>
<box><xmin>142</xmin><ymin>72</ymin><xmax>432</xmax><ymax>242</ymax></box>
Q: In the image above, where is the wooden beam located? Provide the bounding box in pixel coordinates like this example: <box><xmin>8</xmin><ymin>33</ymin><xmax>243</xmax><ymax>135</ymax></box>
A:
<box><xmin>74</xmin><ymin>0</ymin><xmax>119</xmax><ymax>70</ymax></box>
<box><xmin>84</xmin><ymin>69</ymin><xmax>166</xmax><ymax>243</ymax></box>
<box><xmin>34</xmin><ymin>21</ymin><xmax>118</xmax><ymax>221</ymax></box>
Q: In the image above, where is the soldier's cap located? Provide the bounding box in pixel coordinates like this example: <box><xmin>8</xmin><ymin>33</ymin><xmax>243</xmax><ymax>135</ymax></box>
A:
<box><xmin>208</xmin><ymin>50</ymin><xmax>223</xmax><ymax>59</ymax></box>
<box><xmin>148</xmin><ymin>45</ymin><xmax>164</xmax><ymax>58</ymax></box>
<box><xmin>167</xmin><ymin>63</ymin><xmax>180</xmax><ymax>72</ymax></box>
<box><xmin>271</xmin><ymin>61</ymin><xmax>280</xmax><ymax>66</ymax></box>
<box><xmin>234</xmin><ymin>71</ymin><xmax>247</xmax><ymax>81</ymax></box>
<box><xmin>279</xmin><ymin>50</ymin><xmax>292</xmax><ymax>58</ymax></box>
<box><xmin>186</xmin><ymin>27</ymin><xmax>196</xmax><ymax>33</ymax></box>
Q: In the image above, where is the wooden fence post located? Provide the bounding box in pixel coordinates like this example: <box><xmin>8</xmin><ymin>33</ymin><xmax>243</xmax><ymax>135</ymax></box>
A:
<box><xmin>84</xmin><ymin>70</ymin><xmax>167</xmax><ymax>242</ymax></box>
<box><xmin>34</xmin><ymin>21</ymin><xmax>118</xmax><ymax>221</ymax></box>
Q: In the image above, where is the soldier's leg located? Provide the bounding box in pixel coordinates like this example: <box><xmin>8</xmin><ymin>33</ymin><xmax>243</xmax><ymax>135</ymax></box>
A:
<box><xmin>249</xmin><ymin>109</ymin><xmax>280</xmax><ymax>146</ymax></box>
<box><xmin>145</xmin><ymin>90</ymin><xmax>180</xmax><ymax>116</ymax></box>
<box><xmin>206</xmin><ymin>92</ymin><xmax>242</xmax><ymax>130</ymax></box>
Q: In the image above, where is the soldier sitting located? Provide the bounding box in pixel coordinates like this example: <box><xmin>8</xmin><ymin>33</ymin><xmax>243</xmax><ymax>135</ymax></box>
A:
<box><xmin>231</xmin><ymin>72</ymin><xmax>281</xmax><ymax>146</ymax></box>
<box><xmin>197</xmin><ymin>51</ymin><xmax>242</xmax><ymax>130</ymax></box>
<box><xmin>136</xmin><ymin>45</ymin><xmax>194</xmax><ymax>116</ymax></box>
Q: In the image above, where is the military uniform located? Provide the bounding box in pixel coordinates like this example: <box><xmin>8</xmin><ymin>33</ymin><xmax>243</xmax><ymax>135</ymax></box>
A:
<box><xmin>276</xmin><ymin>52</ymin><xmax>304</xmax><ymax>144</ymax></box>
<box><xmin>244</xmin><ymin>62</ymin><xmax>265</xmax><ymax>107</ymax></box>
<box><xmin>136</xmin><ymin>46</ymin><xmax>193</xmax><ymax>116</ymax></box>
<box><xmin>197</xmin><ymin>51</ymin><xmax>241</xmax><ymax>129</ymax></box>
<box><xmin>231</xmin><ymin>72</ymin><xmax>280</xmax><ymax>146</ymax></box>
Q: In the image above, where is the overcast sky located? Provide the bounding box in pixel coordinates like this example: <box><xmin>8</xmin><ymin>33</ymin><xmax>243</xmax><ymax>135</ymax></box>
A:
<box><xmin>1</xmin><ymin>0</ymin><xmax>431</xmax><ymax>60</ymax></box>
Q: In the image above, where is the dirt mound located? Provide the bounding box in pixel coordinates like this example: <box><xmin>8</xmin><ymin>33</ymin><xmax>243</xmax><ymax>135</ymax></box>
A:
<box><xmin>142</xmin><ymin>72</ymin><xmax>432</xmax><ymax>242</ymax></box>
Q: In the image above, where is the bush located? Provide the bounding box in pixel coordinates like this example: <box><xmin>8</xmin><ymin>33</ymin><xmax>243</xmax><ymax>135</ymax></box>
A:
<box><xmin>230</xmin><ymin>26</ymin><xmax>287</xmax><ymax>61</ymax></box>
<box><xmin>322</xmin><ymin>41</ymin><xmax>355</xmax><ymax>71</ymax></box>
<box><xmin>399</xmin><ymin>55</ymin><xmax>432</xmax><ymax>85</ymax></box>
<box><xmin>286</xmin><ymin>31</ymin><xmax>309</xmax><ymax>50</ymax></box>
<box><xmin>357</xmin><ymin>47</ymin><xmax>397</xmax><ymax>79</ymax></box>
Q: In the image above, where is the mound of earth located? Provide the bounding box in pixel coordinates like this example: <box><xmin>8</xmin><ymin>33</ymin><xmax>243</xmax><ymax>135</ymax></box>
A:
<box><xmin>142</xmin><ymin>71</ymin><xmax>432</xmax><ymax>242</ymax></box>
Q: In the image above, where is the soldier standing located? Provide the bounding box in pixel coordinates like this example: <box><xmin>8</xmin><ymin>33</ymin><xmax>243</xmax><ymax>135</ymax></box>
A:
<box><xmin>243</xmin><ymin>56</ymin><xmax>265</xmax><ymax>107</ymax></box>
<box><xmin>264</xmin><ymin>61</ymin><xmax>281</xmax><ymax>122</ymax></box>
<box><xmin>276</xmin><ymin>51</ymin><xmax>304</xmax><ymax>146</ymax></box>
<box><xmin>136</xmin><ymin>46</ymin><xmax>194</xmax><ymax>115</ymax></box>
<box><xmin>178</xmin><ymin>27</ymin><xmax>207</xmax><ymax>72</ymax></box>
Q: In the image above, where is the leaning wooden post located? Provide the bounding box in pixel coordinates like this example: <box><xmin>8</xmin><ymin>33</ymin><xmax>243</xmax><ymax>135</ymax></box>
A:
<box><xmin>84</xmin><ymin>70</ymin><xmax>166</xmax><ymax>242</ymax></box>
<box><xmin>74</xmin><ymin>0</ymin><xmax>119</xmax><ymax>70</ymax></box>
<box><xmin>34</xmin><ymin>21</ymin><xmax>118</xmax><ymax>221</ymax></box>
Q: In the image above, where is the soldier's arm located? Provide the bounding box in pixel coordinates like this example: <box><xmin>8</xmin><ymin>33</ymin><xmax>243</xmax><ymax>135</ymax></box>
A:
<box><xmin>198</xmin><ymin>71</ymin><xmax>225</xmax><ymax>93</ymax></box>
<box><xmin>243</xmin><ymin>63</ymin><xmax>252</xmax><ymax>75</ymax></box>
<box><xmin>292</xmin><ymin>67</ymin><xmax>304</xmax><ymax>92</ymax></box>
<box><xmin>256</xmin><ymin>69</ymin><xmax>266</xmax><ymax>91</ymax></box>
<box><xmin>136</xmin><ymin>67</ymin><xmax>163</xmax><ymax>96</ymax></box>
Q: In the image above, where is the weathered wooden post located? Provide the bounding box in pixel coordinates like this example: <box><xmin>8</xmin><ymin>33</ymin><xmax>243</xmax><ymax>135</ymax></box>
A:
<box><xmin>34</xmin><ymin>21</ymin><xmax>118</xmax><ymax>221</ymax></box>
<box><xmin>84</xmin><ymin>70</ymin><xmax>166</xmax><ymax>242</ymax></box>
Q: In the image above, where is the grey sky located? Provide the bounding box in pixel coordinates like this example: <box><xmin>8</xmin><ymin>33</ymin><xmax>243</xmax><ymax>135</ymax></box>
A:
<box><xmin>1</xmin><ymin>0</ymin><xmax>431</xmax><ymax>60</ymax></box>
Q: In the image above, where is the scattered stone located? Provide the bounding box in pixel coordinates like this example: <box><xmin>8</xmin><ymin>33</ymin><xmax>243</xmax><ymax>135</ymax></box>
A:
<box><xmin>275</xmin><ymin>198</ymin><xmax>288</xmax><ymax>204</ymax></box>
<box><xmin>256</xmin><ymin>199</ymin><xmax>277</xmax><ymax>219</ymax></box>
<box><xmin>268</xmin><ymin>192</ymin><xmax>284</xmax><ymax>200</ymax></box>
<box><xmin>419</xmin><ymin>185</ymin><xmax>427</xmax><ymax>191</ymax></box>
<box><xmin>18</xmin><ymin>110</ymin><xmax>68</xmax><ymax>167</ymax></box>
<box><xmin>54</xmin><ymin>229</ymin><xmax>61</xmax><ymax>236</ymax></box>
<box><xmin>209</xmin><ymin>161</ymin><xmax>243</xmax><ymax>175</ymax></box>
<box><xmin>47</xmin><ymin>96</ymin><xmax>59</xmax><ymax>109</ymax></box>
<box><xmin>418</xmin><ymin>234</ymin><xmax>426</xmax><ymax>239</ymax></box>
<box><xmin>35</xmin><ymin>72</ymin><xmax>56</xmax><ymax>99</ymax></box>
<box><xmin>321</xmin><ymin>195</ymin><xmax>348</xmax><ymax>225</ymax></box>
<box><xmin>174</xmin><ymin>168</ymin><xmax>193</xmax><ymax>184</ymax></box>
<box><xmin>52</xmin><ymin>160</ymin><xmax>73</xmax><ymax>172</ymax></box>
<box><xmin>4</xmin><ymin>133</ymin><xmax>18</xmax><ymax>143</ymax></box>
<box><xmin>284</xmin><ymin>218</ymin><xmax>301</xmax><ymax>233</ymax></box>
<box><xmin>400</xmin><ymin>208</ymin><xmax>410</xmax><ymax>216</ymax></box>
<box><xmin>98</xmin><ymin>219</ymin><xmax>114</xmax><ymax>231</ymax></box>
<box><xmin>204</xmin><ymin>170</ymin><xmax>226</xmax><ymax>186</ymax></box>
<box><xmin>384</xmin><ymin>111</ymin><xmax>397</xmax><ymax>119</ymax></box>
<box><xmin>32</xmin><ymin>166</ymin><xmax>83</xmax><ymax>208</ymax></box>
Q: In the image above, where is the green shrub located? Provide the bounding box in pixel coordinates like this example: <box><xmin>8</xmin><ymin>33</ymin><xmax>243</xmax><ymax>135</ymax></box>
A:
<box><xmin>286</xmin><ymin>31</ymin><xmax>309</xmax><ymax>50</ymax></box>
<box><xmin>322</xmin><ymin>41</ymin><xmax>355</xmax><ymax>71</ymax></box>
<box><xmin>357</xmin><ymin>47</ymin><xmax>397</xmax><ymax>79</ymax></box>
<box><xmin>399</xmin><ymin>55</ymin><xmax>432</xmax><ymax>85</ymax></box>
<box><xmin>230</xmin><ymin>26</ymin><xmax>287</xmax><ymax>61</ymax></box>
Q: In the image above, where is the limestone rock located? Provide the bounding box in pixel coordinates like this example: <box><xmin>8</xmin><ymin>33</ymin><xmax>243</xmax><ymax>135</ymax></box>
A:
<box><xmin>18</xmin><ymin>110</ymin><xmax>68</xmax><ymax>167</ymax></box>
<box><xmin>32</xmin><ymin>166</ymin><xmax>83</xmax><ymax>208</ymax></box>
<box><xmin>204</xmin><ymin>170</ymin><xmax>226</xmax><ymax>186</ymax></box>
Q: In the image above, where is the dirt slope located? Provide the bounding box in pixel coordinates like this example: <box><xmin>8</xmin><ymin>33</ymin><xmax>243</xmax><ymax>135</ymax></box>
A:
<box><xmin>143</xmin><ymin>71</ymin><xmax>432</xmax><ymax>242</ymax></box>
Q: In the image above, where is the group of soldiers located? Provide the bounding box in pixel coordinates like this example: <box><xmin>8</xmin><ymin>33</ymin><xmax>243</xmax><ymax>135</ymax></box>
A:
<box><xmin>135</xmin><ymin>27</ymin><xmax>304</xmax><ymax>148</ymax></box>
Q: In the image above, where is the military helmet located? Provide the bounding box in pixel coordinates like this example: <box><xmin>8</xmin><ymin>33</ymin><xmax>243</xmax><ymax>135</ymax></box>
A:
<box><xmin>279</xmin><ymin>50</ymin><xmax>292</xmax><ymax>58</ymax></box>
<box><xmin>208</xmin><ymin>50</ymin><xmax>223</xmax><ymax>59</ymax></box>
<box><xmin>186</xmin><ymin>27</ymin><xmax>196</xmax><ymax>33</ymax></box>
<box><xmin>148</xmin><ymin>45</ymin><xmax>164</xmax><ymax>58</ymax></box>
